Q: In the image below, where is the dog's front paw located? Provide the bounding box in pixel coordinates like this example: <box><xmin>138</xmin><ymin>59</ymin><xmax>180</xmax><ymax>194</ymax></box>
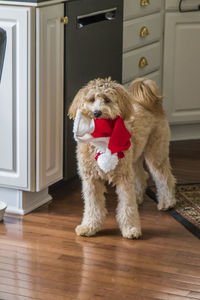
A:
<box><xmin>121</xmin><ymin>226</ymin><xmax>142</xmax><ymax>239</ymax></box>
<box><xmin>157</xmin><ymin>197</ymin><xmax>176</xmax><ymax>211</ymax></box>
<box><xmin>75</xmin><ymin>224</ymin><xmax>97</xmax><ymax>237</ymax></box>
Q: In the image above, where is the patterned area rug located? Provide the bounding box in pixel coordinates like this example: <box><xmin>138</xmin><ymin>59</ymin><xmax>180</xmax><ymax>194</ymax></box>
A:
<box><xmin>146</xmin><ymin>184</ymin><xmax>200</xmax><ymax>239</ymax></box>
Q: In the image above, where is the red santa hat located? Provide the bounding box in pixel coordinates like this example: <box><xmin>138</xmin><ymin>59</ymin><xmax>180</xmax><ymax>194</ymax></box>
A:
<box><xmin>91</xmin><ymin>116</ymin><xmax>131</xmax><ymax>158</ymax></box>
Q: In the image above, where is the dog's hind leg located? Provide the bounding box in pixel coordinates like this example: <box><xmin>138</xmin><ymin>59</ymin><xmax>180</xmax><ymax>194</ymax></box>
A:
<box><xmin>134</xmin><ymin>156</ymin><xmax>149</xmax><ymax>205</ymax></box>
<box><xmin>115</xmin><ymin>173</ymin><xmax>142</xmax><ymax>239</ymax></box>
<box><xmin>75</xmin><ymin>178</ymin><xmax>107</xmax><ymax>237</ymax></box>
<box><xmin>144</xmin><ymin>125</ymin><xmax>176</xmax><ymax>210</ymax></box>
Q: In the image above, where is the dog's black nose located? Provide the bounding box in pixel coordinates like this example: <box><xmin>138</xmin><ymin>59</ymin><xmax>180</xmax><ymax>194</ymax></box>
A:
<box><xmin>93</xmin><ymin>110</ymin><xmax>102</xmax><ymax>118</ymax></box>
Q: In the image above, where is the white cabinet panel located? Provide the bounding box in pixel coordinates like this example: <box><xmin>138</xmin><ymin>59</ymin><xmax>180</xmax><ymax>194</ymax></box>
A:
<box><xmin>36</xmin><ymin>4</ymin><xmax>64</xmax><ymax>191</ymax></box>
<box><xmin>163</xmin><ymin>13</ymin><xmax>200</xmax><ymax>123</ymax></box>
<box><xmin>0</xmin><ymin>7</ymin><xmax>34</xmax><ymax>189</ymax></box>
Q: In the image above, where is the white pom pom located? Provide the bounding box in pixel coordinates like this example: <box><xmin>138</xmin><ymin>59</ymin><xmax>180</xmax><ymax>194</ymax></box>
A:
<box><xmin>97</xmin><ymin>149</ymin><xmax>118</xmax><ymax>173</ymax></box>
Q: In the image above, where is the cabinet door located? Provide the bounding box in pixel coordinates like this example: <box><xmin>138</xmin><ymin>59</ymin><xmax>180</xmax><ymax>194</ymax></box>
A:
<box><xmin>36</xmin><ymin>4</ymin><xmax>64</xmax><ymax>191</ymax></box>
<box><xmin>163</xmin><ymin>12</ymin><xmax>200</xmax><ymax>124</ymax></box>
<box><xmin>0</xmin><ymin>7</ymin><xmax>35</xmax><ymax>189</ymax></box>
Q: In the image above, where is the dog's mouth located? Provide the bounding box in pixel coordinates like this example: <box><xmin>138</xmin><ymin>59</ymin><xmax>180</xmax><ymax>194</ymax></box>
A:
<box><xmin>82</xmin><ymin>109</ymin><xmax>117</xmax><ymax>120</ymax></box>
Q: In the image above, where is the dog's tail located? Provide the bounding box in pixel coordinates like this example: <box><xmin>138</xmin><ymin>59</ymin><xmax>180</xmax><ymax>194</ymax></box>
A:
<box><xmin>128</xmin><ymin>77</ymin><xmax>164</xmax><ymax>114</ymax></box>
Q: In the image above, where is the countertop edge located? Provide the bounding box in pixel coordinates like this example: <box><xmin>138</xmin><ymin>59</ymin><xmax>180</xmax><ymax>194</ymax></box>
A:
<box><xmin>0</xmin><ymin>0</ymin><xmax>67</xmax><ymax>7</ymax></box>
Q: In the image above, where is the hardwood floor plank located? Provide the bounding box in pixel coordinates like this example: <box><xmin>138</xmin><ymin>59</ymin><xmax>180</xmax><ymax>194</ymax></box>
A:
<box><xmin>0</xmin><ymin>292</ymin><xmax>33</xmax><ymax>300</ymax></box>
<box><xmin>0</xmin><ymin>140</ymin><xmax>199</xmax><ymax>299</ymax></box>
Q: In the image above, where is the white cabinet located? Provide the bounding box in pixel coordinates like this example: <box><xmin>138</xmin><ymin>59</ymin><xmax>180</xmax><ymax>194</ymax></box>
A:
<box><xmin>36</xmin><ymin>5</ymin><xmax>64</xmax><ymax>191</ymax></box>
<box><xmin>0</xmin><ymin>7</ymin><xmax>35</xmax><ymax>189</ymax></box>
<box><xmin>163</xmin><ymin>12</ymin><xmax>200</xmax><ymax>124</ymax></box>
<box><xmin>0</xmin><ymin>4</ymin><xmax>64</xmax><ymax>214</ymax></box>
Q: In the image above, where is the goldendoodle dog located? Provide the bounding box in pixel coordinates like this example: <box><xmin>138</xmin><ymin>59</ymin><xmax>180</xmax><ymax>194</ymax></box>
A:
<box><xmin>68</xmin><ymin>77</ymin><xmax>176</xmax><ymax>239</ymax></box>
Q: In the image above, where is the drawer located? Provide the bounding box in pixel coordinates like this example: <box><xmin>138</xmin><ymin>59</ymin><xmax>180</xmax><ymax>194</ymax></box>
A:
<box><xmin>123</xmin><ymin>70</ymin><xmax>161</xmax><ymax>92</ymax></box>
<box><xmin>124</xmin><ymin>0</ymin><xmax>163</xmax><ymax>21</ymax></box>
<box><xmin>122</xmin><ymin>42</ymin><xmax>161</xmax><ymax>83</ymax></box>
<box><xmin>123</xmin><ymin>13</ymin><xmax>163</xmax><ymax>52</ymax></box>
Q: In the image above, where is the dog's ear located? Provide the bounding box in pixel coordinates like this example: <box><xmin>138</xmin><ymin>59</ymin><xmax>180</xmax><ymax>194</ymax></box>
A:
<box><xmin>68</xmin><ymin>88</ymin><xmax>85</xmax><ymax>120</ymax></box>
<box><xmin>115</xmin><ymin>85</ymin><xmax>133</xmax><ymax>120</ymax></box>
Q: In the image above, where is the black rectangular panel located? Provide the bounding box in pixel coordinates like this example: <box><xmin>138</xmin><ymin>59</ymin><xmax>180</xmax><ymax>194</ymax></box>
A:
<box><xmin>64</xmin><ymin>0</ymin><xmax>123</xmax><ymax>179</ymax></box>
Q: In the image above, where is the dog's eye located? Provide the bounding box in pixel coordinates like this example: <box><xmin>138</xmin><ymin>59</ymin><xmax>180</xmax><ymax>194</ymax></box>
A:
<box><xmin>104</xmin><ymin>97</ymin><xmax>111</xmax><ymax>103</ymax></box>
<box><xmin>90</xmin><ymin>98</ymin><xmax>95</xmax><ymax>103</ymax></box>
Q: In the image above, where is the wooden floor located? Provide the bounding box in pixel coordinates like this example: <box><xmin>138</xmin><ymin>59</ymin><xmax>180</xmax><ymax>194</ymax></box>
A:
<box><xmin>0</xmin><ymin>140</ymin><xmax>200</xmax><ymax>300</ymax></box>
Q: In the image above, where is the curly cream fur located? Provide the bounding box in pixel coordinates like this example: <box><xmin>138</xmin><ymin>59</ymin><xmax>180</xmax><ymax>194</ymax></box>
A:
<box><xmin>68</xmin><ymin>77</ymin><xmax>176</xmax><ymax>238</ymax></box>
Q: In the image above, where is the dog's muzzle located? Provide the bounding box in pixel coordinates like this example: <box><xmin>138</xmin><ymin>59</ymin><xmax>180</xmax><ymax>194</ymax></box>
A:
<box><xmin>93</xmin><ymin>110</ymin><xmax>102</xmax><ymax>118</ymax></box>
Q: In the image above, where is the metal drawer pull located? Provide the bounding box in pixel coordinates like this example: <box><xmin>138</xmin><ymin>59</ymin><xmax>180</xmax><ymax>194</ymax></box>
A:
<box><xmin>77</xmin><ymin>8</ymin><xmax>117</xmax><ymax>29</ymax></box>
<box><xmin>140</xmin><ymin>0</ymin><xmax>150</xmax><ymax>7</ymax></box>
<box><xmin>139</xmin><ymin>57</ymin><xmax>148</xmax><ymax>68</ymax></box>
<box><xmin>179</xmin><ymin>0</ymin><xmax>200</xmax><ymax>12</ymax></box>
<box><xmin>61</xmin><ymin>16</ymin><xmax>69</xmax><ymax>24</ymax></box>
<box><xmin>140</xmin><ymin>26</ymin><xmax>149</xmax><ymax>37</ymax></box>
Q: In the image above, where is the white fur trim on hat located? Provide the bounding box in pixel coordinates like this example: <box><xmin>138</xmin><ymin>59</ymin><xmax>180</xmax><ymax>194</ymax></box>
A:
<box><xmin>97</xmin><ymin>148</ymin><xmax>119</xmax><ymax>173</ymax></box>
<box><xmin>73</xmin><ymin>109</ymin><xmax>94</xmax><ymax>142</ymax></box>
<box><xmin>91</xmin><ymin>137</ymin><xmax>109</xmax><ymax>153</ymax></box>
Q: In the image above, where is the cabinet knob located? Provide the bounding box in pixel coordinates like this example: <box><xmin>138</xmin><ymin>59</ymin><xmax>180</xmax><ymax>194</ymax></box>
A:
<box><xmin>139</xmin><ymin>57</ymin><xmax>148</xmax><ymax>68</ymax></box>
<box><xmin>61</xmin><ymin>16</ymin><xmax>69</xmax><ymax>24</ymax></box>
<box><xmin>140</xmin><ymin>0</ymin><xmax>150</xmax><ymax>6</ymax></box>
<box><xmin>140</xmin><ymin>26</ymin><xmax>149</xmax><ymax>37</ymax></box>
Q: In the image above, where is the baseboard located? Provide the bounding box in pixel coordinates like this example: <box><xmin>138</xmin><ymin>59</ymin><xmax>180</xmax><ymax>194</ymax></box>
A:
<box><xmin>6</xmin><ymin>194</ymin><xmax>52</xmax><ymax>215</ymax></box>
<box><xmin>170</xmin><ymin>123</ymin><xmax>200</xmax><ymax>141</ymax></box>
<box><xmin>0</xmin><ymin>187</ymin><xmax>52</xmax><ymax>215</ymax></box>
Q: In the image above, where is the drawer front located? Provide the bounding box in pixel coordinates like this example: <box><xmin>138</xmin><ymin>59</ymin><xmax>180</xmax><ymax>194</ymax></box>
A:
<box><xmin>123</xmin><ymin>13</ymin><xmax>163</xmax><ymax>52</ymax></box>
<box><xmin>123</xmin><ymin>42</ymin><xmax>161</xmax><ymax>83</ymax></box>
<box><xmin>124</xmin><ymin>0</ymin><xmax>163</xmax><ymax>21</ymax></box>
<box><xmin>124</xmin><ymin>70</ymin><xmax>161</xmax><ymax>92</ymax></box>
